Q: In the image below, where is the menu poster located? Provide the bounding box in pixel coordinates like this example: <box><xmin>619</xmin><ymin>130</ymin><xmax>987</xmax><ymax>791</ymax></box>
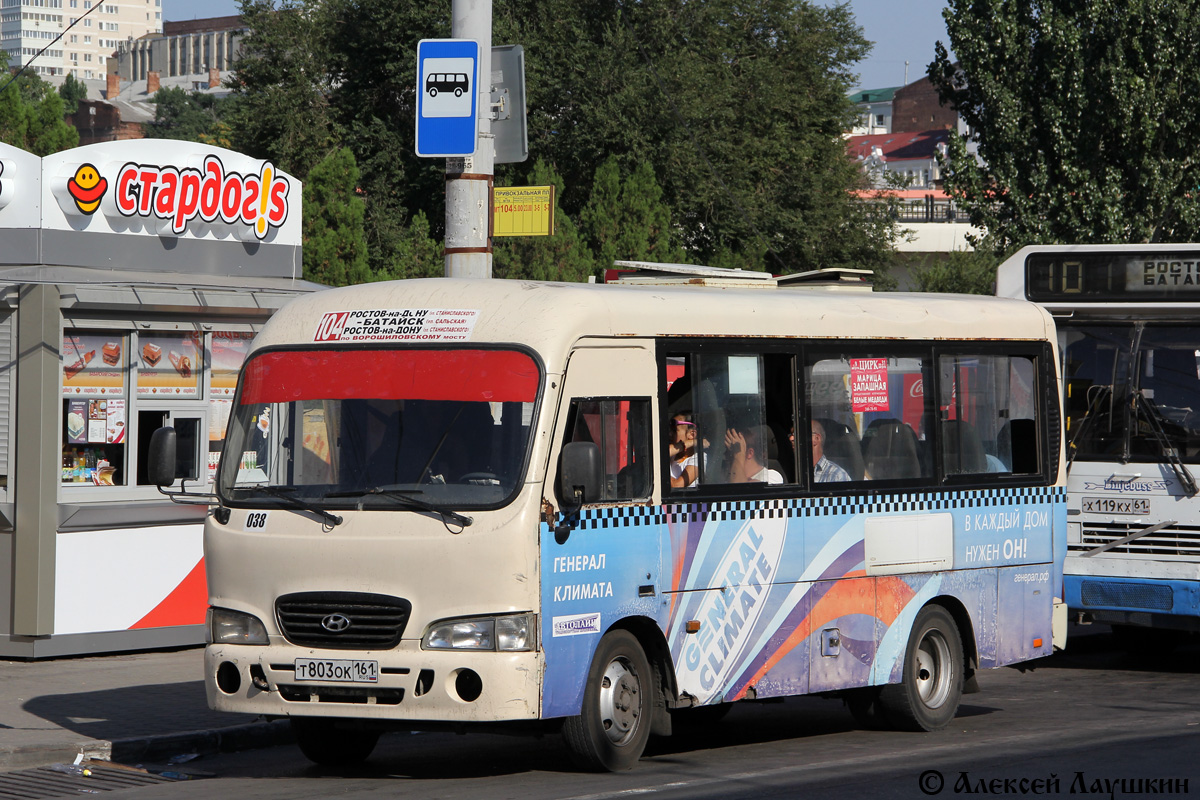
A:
<box><xmin>850</xmin><ymin>358</ymin><xmax>890</xmax><ymax>413</ymax></box>
<box><xmin>62</xmin><ymin>333</ymin><xmax>126</xmax><ymax>397</ymax></box>
<box><xmin>87</xmin><ymin>399</ymin><xmax>107</xmax><ymax>443</ymax></box>
<box><xmin>66</xmin><ymin>399</ymin><xmax>87</xmax><ymax>444</ymax></box>
<box><xmin>209</xmin><ymin>398</ymin><xmax>232</xmax><ymax>442</ymax></box>
<box><xmin>137</xmin><ymin>332</ymin><xmax>201</xmax><ymax>397</ymax></box>
<box><xmin>106</xmin><ymin>399</ymin><xmax>126</xmax><ymax>444</ymax></box>
<box><xmin>211</xmin><ymin>332</ymin><xmax>253</xmax><ymax>397</ymax></box>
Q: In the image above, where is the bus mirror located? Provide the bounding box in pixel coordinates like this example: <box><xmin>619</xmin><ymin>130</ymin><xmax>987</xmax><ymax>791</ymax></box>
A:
<box><xmin>560</xmin><ymin>442</ymin><xmax>602</xmax><ymax>506</ymax></box>
<box><xmin>148</xmin><ymin>427</ymin><xmax>178</xmax><ymax>487</ymax></box>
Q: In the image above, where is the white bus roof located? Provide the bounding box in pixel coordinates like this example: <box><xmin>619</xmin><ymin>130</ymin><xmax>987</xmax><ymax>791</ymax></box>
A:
<box><xmin>255</xmin><ymin>278</ymin><xmax>1057</xmax><ymax>367</ymax></box>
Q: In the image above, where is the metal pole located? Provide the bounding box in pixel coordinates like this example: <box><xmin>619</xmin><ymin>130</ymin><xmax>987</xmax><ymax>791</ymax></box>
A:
<box><xmin>444</xmin><ymin>0</ymin><xmax>493</xmax><ymax>278</ymax></box>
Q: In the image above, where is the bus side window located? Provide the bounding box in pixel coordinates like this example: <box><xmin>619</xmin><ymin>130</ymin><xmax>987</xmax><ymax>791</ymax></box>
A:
<box><xmin>939</xmin><ymin>354</ymin><xmax>1040</xmax><ymax>476</ymax></box>
<box><xmin>560</xmin><ymin>398</ymin><xmax>652</xmax><ymax>503</ymax></box>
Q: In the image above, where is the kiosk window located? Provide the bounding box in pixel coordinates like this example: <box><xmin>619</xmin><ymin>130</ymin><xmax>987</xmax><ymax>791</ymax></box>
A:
<box><xmin>137</xmin><ymin>411</ymin><xmax>202</xmax><ymax>485</ymax></box>
<box><xmin>61</xmin><ymin>330</ymin><xmax>128</xmax><ymax>485</ymax></box>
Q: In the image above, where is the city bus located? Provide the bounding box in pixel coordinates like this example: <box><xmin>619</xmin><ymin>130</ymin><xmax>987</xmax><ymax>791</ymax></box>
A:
<box><xmin>150</xmin><ymin>265</ymin><xmax>1066</xmax><ymax>771</ymax></box>
<box><xmin>998</xmin><ymin>244</ymin><xmax>1200</xmax><ymax>643</ymax></box>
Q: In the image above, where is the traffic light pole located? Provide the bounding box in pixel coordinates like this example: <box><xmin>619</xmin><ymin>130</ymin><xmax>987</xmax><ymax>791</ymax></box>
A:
<box><xmin>444</xmin><ymin>0</ymin><xmax>493</xmax><ymax>278</ymax></box>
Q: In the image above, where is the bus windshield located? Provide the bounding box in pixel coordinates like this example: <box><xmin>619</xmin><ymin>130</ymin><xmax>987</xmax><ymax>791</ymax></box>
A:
<box><xmin>218</xmin><ymin>347</ymin><xmax>541</xmax><ymax>509</ymax></box>
<box><xmin>1062</xmin><ymin>323</ymin><xmax>1200</xmax><ymax>464</ymax></box>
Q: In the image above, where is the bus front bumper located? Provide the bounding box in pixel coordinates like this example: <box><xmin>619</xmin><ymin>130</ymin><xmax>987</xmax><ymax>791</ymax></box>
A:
<box><xmin>205</xmin><ymin>642</ymin><xmax>542</xmax><ymax>722</ymax></box>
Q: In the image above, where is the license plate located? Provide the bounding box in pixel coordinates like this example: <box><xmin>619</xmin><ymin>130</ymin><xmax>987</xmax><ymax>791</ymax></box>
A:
<box><xmin>294</xmin><ymin>658</ymin><xmax>379</xmax><ymax>683</ymax></box>
<box><xmin>1082</xmin><ymin>496</ymin><xmax>1150</xmax><ymax>515</ymax></box>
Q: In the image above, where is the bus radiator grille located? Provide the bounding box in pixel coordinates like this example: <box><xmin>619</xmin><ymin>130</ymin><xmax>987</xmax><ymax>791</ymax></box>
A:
<box><xmin>276</xmin><ymin>591</ymin><xmax>412</xmax><ymax>649</ymax></box>
<box><xmin>1073</xmin><ymin>522</ymin><xmax>1200</xmax><ymax>559</ymax></box>
<box><xmin>1079</xmin><ymin>580</ymin><xmax>1173</xmax><ymax>611</ymax></box>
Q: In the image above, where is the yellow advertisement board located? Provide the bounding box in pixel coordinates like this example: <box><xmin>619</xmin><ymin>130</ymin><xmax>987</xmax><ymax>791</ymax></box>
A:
<box><xmin>494</xmin><ymin>185</ymin><xmax>555</xmax><ymax>237</ymax></box>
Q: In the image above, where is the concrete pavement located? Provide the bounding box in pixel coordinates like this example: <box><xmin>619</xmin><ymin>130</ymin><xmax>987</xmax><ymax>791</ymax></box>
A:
<box><xmin>0</xmin><ymin>646</ymin><xmax>291</xmax><ymax>771</ymax></box>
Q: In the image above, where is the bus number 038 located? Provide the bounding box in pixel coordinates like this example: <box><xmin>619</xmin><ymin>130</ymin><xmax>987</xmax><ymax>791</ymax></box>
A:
<box><xmin>245</xmin><ymin>512</ymin><xmax>269</xmax><ymax>530</ymax></box>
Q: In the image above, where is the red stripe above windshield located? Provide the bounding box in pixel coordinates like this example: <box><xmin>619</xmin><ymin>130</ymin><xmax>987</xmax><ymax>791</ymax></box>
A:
<box><xmin>239</xmin><ymin>349</ymin><xmax>540</xmax><ymax>404</ymax></box>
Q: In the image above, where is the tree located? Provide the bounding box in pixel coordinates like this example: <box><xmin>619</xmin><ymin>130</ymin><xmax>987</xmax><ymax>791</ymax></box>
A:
<box><xmin>225</xmin><ymin>0</ymin><xmax>899</xmax><ymax>281</ymax></box>
<box><xmin>302</xmin><ymin>147</ymin><xmax>371</xmax><ymax>286</ymax></box>
<box><xmin>58</xmin><ymin>73</ymin><xmax>87</xmax><ymax>115</ymax></box>
<box><xmin>494</xmin><ymin>160</ymin><xmax>596</xmax><ymax>282</ymax></box>
<box><xmin>579</xmin><ymin>157</ymin><xmax>682</xmax><ymax>269</ymax></box>
<box><xmin>226</xmin><ymin>0</ymin><xmax>335</xmax><ymax>177</ymax></box>
<box><xmin>145</xmin><ymin>86</ymin><xmax>230</xmax><ymax>143</ymax></box>
<box><xmin>0</xmin><ymin>53</ymin><xmax>78</xmax><ymax>155</ymax></box>
<box><xmin>497</xmin><ymin>0</ymin><xmax>895</xmax><ymax>274</ymax></box>
<box><xmin>930</xmin><ymin>0</ymin><xmax>1200</xmax><ymax>252</ymax></box>
<box><xmin>910</xmin><ymin>250</ymin><xmax>998</xmax><ymax>295</ymax></box>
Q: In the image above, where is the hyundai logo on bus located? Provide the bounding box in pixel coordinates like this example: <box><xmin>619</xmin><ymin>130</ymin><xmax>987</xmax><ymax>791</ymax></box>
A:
<box><xmin>321</xmin><ymin>613</ymin><xmax>352</xmax><ymax>633</ymax></box>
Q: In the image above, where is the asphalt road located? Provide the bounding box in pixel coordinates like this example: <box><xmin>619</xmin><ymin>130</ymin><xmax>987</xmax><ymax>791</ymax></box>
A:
<box><xmin>117</xmin><ymin>625</ymin><xmax>1200</xmax><ymax>799</ymax></box>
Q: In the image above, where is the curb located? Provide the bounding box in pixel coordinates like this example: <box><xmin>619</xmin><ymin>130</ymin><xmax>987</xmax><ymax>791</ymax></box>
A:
<box><xmin>0</xmin><ymin>720</ymin><xmax>294</xmax><ymax>772</ymax></box>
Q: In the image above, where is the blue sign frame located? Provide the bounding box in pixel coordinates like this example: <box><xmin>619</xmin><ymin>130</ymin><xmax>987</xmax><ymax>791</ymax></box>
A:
<box><xmin>415</xmin><ymin>39</ymin><xmax>480</xmax><ymax>158</ymax></box>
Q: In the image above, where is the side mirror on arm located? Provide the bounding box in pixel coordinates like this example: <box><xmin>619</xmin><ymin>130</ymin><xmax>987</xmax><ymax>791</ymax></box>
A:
<box><xmin>147</xmin><ymin>427</ymin><xmax>178</xmax><ymax>487</ymax></box>
<box><xmin>559</xmin><ymin>441</ymin><xmax>602</xmax><ymax>508</ymax></box>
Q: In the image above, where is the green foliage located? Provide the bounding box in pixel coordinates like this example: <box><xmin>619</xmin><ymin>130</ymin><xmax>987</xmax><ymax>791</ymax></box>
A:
<box><xmin>910</xmin><ymin>250</ymin><xmax>998</xmax><ymax>295</ymax></box>
<box><xmin>498</xmin><ymin>0</ymin><xmax>894</xmax><ymax>275</ymax></box>
<box><xmin>302</xmin><ymin>147</ymin><xmax>371</xmax><ymax>287</ymax></box>
<box><xmin>494</xmin><ymin>160</ymin><xmax>596</xmax><ymax>282</ymax></box>
<box><xmin>931</xmin><ymin>0</ymin><xmax>1200</xmax><ymax>252</ymax></box>
<box><xmin>0</xmin><ymin>52</ymin><xmax>79</xmax><ymax>155</ymax></box>
<box><xmin>579</xmin><ymin>157</ymin><xmax>682</xmax><ymax>269</ymax></box>
<box><xmin>58</xmin><ymin>73</ymin><xmax>87</xmax><ymax>115</ymax></box>
<box><xmin>145</xmin><ymin>86</ymin><xmax>231</xmax><ymax>143</ymax></box>
<box><xmin>225</xmin><ymin>0</ymin><xmax>897</xmax><ymax>283</ymax></box>
<box><xmin>226</xmin><ymin>0</ymin><xmax>335</xmax><ymax>177</ymax></box>
<box><xmin>378</xmin><ymin>210</ymin><xmax>443</xmax><ymax>281</ymax></box>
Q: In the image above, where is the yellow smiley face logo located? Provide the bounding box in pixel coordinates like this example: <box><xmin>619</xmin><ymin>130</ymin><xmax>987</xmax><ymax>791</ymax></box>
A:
<box><xmin>66</xmin><ymin>163</ymin><xmax>108</xmax><ymax>215</ymax></box>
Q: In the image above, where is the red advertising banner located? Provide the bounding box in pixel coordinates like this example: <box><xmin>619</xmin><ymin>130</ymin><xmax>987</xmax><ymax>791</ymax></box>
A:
<box><xmin>850</xmin><ymin>358</ymin><xmax>890</xmax><ymax>413</ymax></box>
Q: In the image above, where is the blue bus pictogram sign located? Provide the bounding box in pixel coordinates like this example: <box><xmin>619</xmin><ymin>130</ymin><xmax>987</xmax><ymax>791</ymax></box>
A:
<box><xmin>415</xmin><ymin>39</ymin><xmax>480</xmax><ymax>158</ymax></box>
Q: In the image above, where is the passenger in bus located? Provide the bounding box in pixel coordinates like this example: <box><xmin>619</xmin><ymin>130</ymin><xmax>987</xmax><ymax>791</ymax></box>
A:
<box><xmin>667</xmin><ymin>413</ymin><xmax>703</xmax><ymax>488</ymax></box>
<box><xmin>808</xmin><ymin>420</ymin><xmax>851</xmax><ymax>482</ymax></box>
<box><xmin>724</xmin><ymin>425</ymin><xmax>783</xmax><ymax>484</ymax></box>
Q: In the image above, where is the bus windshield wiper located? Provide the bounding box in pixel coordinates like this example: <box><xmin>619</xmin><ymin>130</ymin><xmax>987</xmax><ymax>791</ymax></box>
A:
<box><xmin>1134</xmin><ymin>393</ymin><xmax>1199</xmax><ymax>497</ymax></box>
<box><xmin>1067</xmin><ymin>384</ymin><xmax>1112</xmax><ymax>472</ymax></box>
<box><xmin>324</xmin><ymin>486</ymin><xmax>473</xmax><ymax>529</ymax></box>
<box><xmin>244</xmin><ymin>484</ymin><xmax>343</xmax><ymax>527</ymax></box>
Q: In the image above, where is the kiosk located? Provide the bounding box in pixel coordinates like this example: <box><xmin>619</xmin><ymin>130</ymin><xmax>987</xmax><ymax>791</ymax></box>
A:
<box><xmin>0</xmin><ymin>139</ymin><xmax>319</xmax><ymax>658</ymax></box>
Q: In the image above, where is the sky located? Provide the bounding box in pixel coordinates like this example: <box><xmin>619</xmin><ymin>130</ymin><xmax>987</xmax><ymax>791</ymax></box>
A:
<box><xmin>165</xmin><ymin>0</ymin><xmax>950</xmax><ymax>93</ymax></box>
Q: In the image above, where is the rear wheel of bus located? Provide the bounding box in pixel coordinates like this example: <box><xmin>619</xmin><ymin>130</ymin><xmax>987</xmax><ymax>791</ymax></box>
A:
<box><xmin>562</xmin><ymin>629</ymin><xmax>653</xmax><ymax>771</ymax></box>
<box><xmin>291</xmin><ymin>717</ymin><xmax>381</xmax><ymax>766</ymax></box>
<box><xmin>880</xmin><ymin>604</ymin><xmax>963</xmax><ymax>731</ymax></box>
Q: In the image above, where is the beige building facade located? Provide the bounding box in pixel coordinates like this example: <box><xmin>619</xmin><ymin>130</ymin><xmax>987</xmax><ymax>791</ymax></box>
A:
<box><xmin>1</xmin><ymin>0</ymin><xmax>161</xmax><ymax>79</ymax></box>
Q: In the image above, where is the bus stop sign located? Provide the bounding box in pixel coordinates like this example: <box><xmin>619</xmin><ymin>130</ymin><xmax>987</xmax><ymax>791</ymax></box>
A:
<box><xmin>415</xmin><ymin>39</ymin><xmax>480</xmax><ymax>158</ymax></box>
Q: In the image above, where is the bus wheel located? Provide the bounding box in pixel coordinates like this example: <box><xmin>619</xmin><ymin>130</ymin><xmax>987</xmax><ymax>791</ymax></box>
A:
<box><xmin>428</xmin><ymin>87</ymin><xmax>438</xmax><ymax>98</ymax></box>
<box><xmin>291</xmin><ymin>717</ymin><xmax>380</xmax><ymax>766</ymax></box>
<box><xmin>562</xmin><ymin>629</ymin><xmax>653</xmax><ymax>771</ymax></box>
<box><xmin>879</xmin><ymin>605</ymin><xmax>963</xmax><ymax>731</ymax></box>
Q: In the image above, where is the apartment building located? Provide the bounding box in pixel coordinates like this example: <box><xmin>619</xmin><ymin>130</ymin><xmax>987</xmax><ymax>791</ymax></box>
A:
<box><xmin>0</xmin><ymin>0</ymin><xmax>161</xmax><ymax>79</ymax></box>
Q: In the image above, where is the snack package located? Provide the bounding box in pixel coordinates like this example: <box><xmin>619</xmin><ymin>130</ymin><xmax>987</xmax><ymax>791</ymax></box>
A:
<box><xmin>64</xmin><ymin>349</ymin><xmax>95</xmax><ymax>379</ymax></box>
<box><xmin>102</xmin><ymin>342</ymin><xmax>121</xmax><ymax>365</ymax></box>
<box><xmin>169</xmin><ymin>349</ymin><xmax>192</xmax><ymax>378</ymax></box>
<box><xmin>142</xmin><ymin>343</ymin><xmax>162</xmax><ymax>366</ymax></box>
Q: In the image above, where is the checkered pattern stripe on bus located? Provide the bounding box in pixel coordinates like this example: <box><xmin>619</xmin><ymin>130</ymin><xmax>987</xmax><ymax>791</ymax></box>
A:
<box><xmin>564</xmin><ymin>486</ymin><xmax>1065</xmax><ymax>530</ymax></box>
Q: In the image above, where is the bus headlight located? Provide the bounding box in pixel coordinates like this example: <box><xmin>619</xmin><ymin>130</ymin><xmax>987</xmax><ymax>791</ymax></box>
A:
<box><xmin>422</xmin><ymin>613</ymin><xmax>535</xmax><ymax>652</ymax></box>
<box><xmin>208</xmin><ymin>607</ymin><xmax>269</xmax><ymax>645</ymax></box>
